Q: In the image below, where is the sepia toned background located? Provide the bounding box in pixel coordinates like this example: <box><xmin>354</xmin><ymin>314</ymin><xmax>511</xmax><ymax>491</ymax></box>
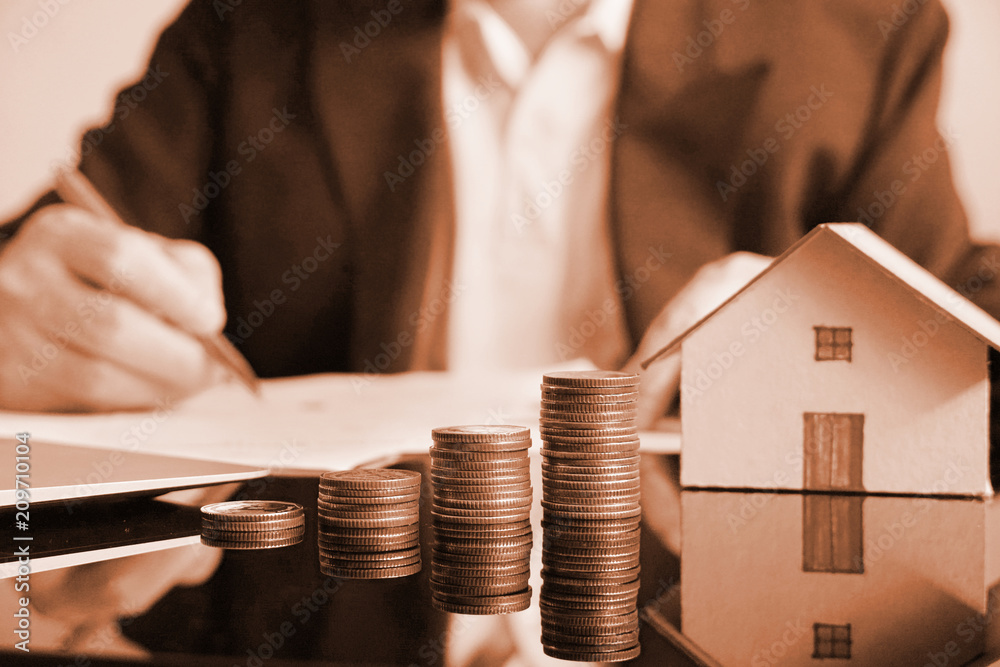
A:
<box><xmin>0</xmin><ymin>0</ymin><xmax>998</xmax><ymax>240</ymax></box>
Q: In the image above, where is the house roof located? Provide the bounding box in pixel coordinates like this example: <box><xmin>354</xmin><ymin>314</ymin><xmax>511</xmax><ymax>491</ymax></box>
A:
<box><xmin>641</xmin><ymin>223</ymin><xmax>1000</xmax><ymax>368</ymax></box>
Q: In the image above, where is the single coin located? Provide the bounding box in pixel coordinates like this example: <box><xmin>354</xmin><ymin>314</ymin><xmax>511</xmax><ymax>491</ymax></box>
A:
<box><xmin>541</xmin><ymin>577</ymin><xmax>641</xmax><ymax>595</ymax></box>
<box><xmin>201</xmin><ymin>534</ymin><xmax>304</xmax><ymax>549</ymax></box>
<box><xmin>318</xmin><ymin>513</ymin><xmax>420</xmax><ymax>528</ymax></box>
<box><xmin>543</xmin><ymin>478</ymin><xmax>640</xmax><ymax>491</ymax></box>
<box><xmin>542</xmin><ymin>626</ymin><xmax>640</xmax><ymax>642</ymax></box>
<box><xmin>430</xmin><ymin>472</ymin><xmax>530</xmax><ymax>485</ymax></box>
<box><xmin>433</xmin><ymin>525</ymin><xmax>532</xmax><ymax>541</ymax></box>
<box><xmin>433</xmin><ymin>535</ymin><xmax>533</xmax><ymax>550</ymax></box>
<box><xmin>432</xmin><ymin>496</ymin><xmax>533</xmax><ymax>511</ymax></box>
<box><xmin>542</xmin><ymin>644</ymin><xmax>640</xmax><ymax>662</ymax></box>
<box><xmin>540</xmin><ymin>608</ymin><xmax>639</xmax><ymax>627</ymax></box>
<box><xmin>540</xmin><ymin>400</ymin><xmax>638</xmax><ymax>413</ymax></box>
<box><xmin>540</xmin><ymin>424</ymin><xmax>638</xmax><ymax>437</ymax></box>
<box><xmin>433</xmin><ymin>589</ymin><xmax>532</xmax><ymax>607</ymax></box>
<box><xmin>429</xmin><ymin>466</ymin><xmax>532</xmax><ymax>480</ymax></box>
<box><xmin>430</xmin><ymin>581</ymin><xmax>530</xmax><ymax>597</ymax></box>
<box><xmin>320</xmin><ymin>562</ymin><xmax>422</xmax><ymax>579</ymax></box>
<box><xmin>432</xmin><ymin>549</ymin><xmax>532</xmax><ymax>565</ymax></box>
<box><xmin>317</xmin><ymin>506</ymin><xmax>419</xmax><ymax>523</ymax></box>
<box><xmin>320</xmin><ymin>552</ymin><xmax>422</xmax><ymax>568</ymax></box>
<box><xmin>541</xmin><ymin>469</ymin><xmax>640</xmax><ymax>483</ymax></box>
<box><xmin>317</xmin><ymin>536</ymin><xmax>420</xmax><ymax>550</ymax></box>
<box><xmin>318</xmin><ymin>497</ymin><xmax>419</xmax><ymax>511</ymax></box>
<box><xmin>431</xmin><ymin>425</ymin><xmax>531</xmax><ymax>443</ymax></box>
<box><xmin>432</xmin><ymin>571</ymin><xmax>530</xmax><ymax>584</ymax></box>
<box><xmin>431</xmin><ymin>599</ymin><xmax>531</xmax><ymax>615</ymax></box>
<box><xmin>319</xmin><ymin>469</ymin><xmax>421</xmax><ymax>490</ymax></box>
<box><xmin>430</xmin><ymin>458</ymin><xmax>531</xmax><ymax>471</ymax></box>
<box><xmin>320</xmin><ymin>546</ymin><xmax>422</xmax><ymax>562</ymax></box>
<box><xmin>433</xmin><ymin>488</ymin><xmax>533</xmax><ymax>502</ymax></box>
<box><xmin>539</xmin><ymin>410</ymin><xmax>636</xmax><ymax>424</ymax></box>
<box><xmin>541</xmin><ymin>627</ymin><xmax>640</xmax><ymax>646</ymax></box>
<box><xmin>539</xmin><ymin>599</ymin><xmax>638</xmax><ymax>618</ymax></box>
<box><xmin>432</xmin><ymin>559</ymin><xmax>531</xmax><ymax>576</ymax></box>
<box><xmin>542</xmin><ymin>456</ymin><xmax>639</xmax><ymax>469</ymax></box>
<box><xmin>542</xmin><ymin>566</ymin><xmax>641</xmax><ymax>584</ymax></box>
<box><xmin>317</xmin><ymin>523</ymin><xmax>419</xmax><ymax>538</ymax></box>
<box><xmin>542</xmin><ymin>449</ymin><xmax>640</xmax><ymax>461</ymax></box>
<box><xmin>318</xmin><ymin>491</ymin><xmax>421</xmax><ymax>505</ymax></box>
<box><xmin>431</xmin><ymin>441</ymin><xmax>531</xmax><ymax>453</ymax></box>
<box><xmin>543</xmin><ymin>532</ymin><xmax>641</xmax><ymax>547</ymax></box>
<box><xmin>431</xmin><ymin>510</ymin><xmax>531</xmax><ymax>525</ymax></box>
<box><xmin>201</xmin><ymin>500</ymin><xmax>304</xmax><ymax>522</ymax></box>
<box><xmin>542</xmin><ymin>371</ymin><xmax>639</xmax><ymax>388</ymax></box>
<box><xmin>541</xmin><ymin>390</ymin><xmax>639</xmax><ymax>403</ymax></box>
<box><xmin>201</xmin><ymin>517</ymin><xmax>305</xmax><ymax>532</ymax></box>
<box><xmin>202</xmin><ymin>524</ymin><xmax>305</xmax><ymax>539</ymax></box>
<box><xmin>429</xmin><ymin>447</ymin><xmax>530</xmax><ymax>462</ymax></box>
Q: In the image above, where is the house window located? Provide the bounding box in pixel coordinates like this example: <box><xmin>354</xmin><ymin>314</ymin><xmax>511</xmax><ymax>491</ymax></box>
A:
<box><xmin>815</xmin><ymin>327</ymin><xmax>852</xmax><ymax>361</ymax></box>
<box><xmin>813</xmin><ymin>623</ymin><xmax>852</xmax><ymax>659</ymax></box>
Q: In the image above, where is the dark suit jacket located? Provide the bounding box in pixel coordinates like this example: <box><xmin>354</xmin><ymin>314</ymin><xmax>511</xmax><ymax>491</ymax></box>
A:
<box><xmin>7</xmin><ymin>0</ymin><xmax>997</xmax><ymax>378</ymax></box>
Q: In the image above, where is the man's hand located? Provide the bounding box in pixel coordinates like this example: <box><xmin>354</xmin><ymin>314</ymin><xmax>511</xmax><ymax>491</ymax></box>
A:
<box><xmin>624</xmin><ymin>252</ymin><xmax>773</xmax><ymax>429</ymax></box>
<box><xmin>0</xmin><ymin>204</ymin><xmax>228</xmax><ymax>412</ymax></box>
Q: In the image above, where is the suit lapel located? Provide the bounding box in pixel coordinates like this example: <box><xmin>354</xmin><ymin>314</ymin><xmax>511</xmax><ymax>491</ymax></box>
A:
<box><xmin>311</xmin><ymin>0</ymin><xmax>454</xmax><ymax>372</ymax></box>
<box><xmin>612</xmin><ymin>0</ymin><xmax>772</xmax><ymax>345</ymax></box>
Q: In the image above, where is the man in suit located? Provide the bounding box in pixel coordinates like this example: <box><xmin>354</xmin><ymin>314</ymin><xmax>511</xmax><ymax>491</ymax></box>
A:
<box><xmin>0</xmin><ymin>0</ymin><xmax>990</xmax><ymax>418</ymax></box>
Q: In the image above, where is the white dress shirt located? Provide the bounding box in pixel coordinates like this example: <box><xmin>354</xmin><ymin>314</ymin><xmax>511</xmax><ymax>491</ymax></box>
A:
<box><xmin>443</xmin><ymin>0</ymin><xmax>636</xmax><ymax>372</ymax></box>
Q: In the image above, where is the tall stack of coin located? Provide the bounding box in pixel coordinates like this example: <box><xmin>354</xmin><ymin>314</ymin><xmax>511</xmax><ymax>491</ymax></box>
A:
<box><xmin>429</xmin><ymin>425</ymin><xmax>533</xmax><ymax>614</ymax></box>
<box><xmin>201</xmin><ymin>500</ymin><xmax>305</xmax><ymax>549</ymax></box>
<box><xmin>317</xmin><ymin>469</ymin><xmax>422</xmax><ymax>579</ymax></box>
<box><xmin>538</xmin><ymin>370</ymin><xmax>642</xmax><ymax>662</ymax></box>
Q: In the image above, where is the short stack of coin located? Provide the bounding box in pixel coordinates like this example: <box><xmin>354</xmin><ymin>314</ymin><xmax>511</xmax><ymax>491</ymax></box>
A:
<box><xmin>539</xmin><ymin>370</ymin><xmax>642</xmax><ymax>662</ymax></box>
<box><xmin>201</xmin><ymin>500</ymin><xmax>305</xmax><ymax>549</ymax></box>
<box><xmin>429</xmin><ymin>425</ymin><xmax>534</xmax><ymax>615</ymax></box>
<box><xmin>317</xmin><ymin>469</ymin><xmax>422</xmax><ymax>579</ymax></box>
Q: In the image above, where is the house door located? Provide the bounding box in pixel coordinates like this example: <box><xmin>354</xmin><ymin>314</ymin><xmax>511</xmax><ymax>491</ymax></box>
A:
<box><xmin>803</xmin><ymin>413</ymin><xmax>864</xmax><ymax>492</ymax></box>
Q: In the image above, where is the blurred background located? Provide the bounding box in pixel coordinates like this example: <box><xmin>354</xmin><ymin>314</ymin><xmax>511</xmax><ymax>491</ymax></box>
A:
<box><xmin>1</xmin><ymin>0</ymin><xmax>998</xmax><ymax>239</ymax></box>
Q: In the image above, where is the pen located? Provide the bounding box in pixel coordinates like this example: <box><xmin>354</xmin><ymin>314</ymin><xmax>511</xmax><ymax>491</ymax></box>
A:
<box><xmin>54</xmin><ymin>168</ymin><xmax>261</xmax><ymax>396</ymax></box>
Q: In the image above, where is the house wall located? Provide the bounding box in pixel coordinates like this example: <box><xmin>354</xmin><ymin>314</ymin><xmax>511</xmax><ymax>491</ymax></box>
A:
<box><xmin>680</xmin><ymin>233</ymin><xmax>991</xmax><ymax>496</ymax></box>
<box><xmin>681</xmin><ymin>491</ymin><xmax>987</xmax><ymax>667</ymax></box>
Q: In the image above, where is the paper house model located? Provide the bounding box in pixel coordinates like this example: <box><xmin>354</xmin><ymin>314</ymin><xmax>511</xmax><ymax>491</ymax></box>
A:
<box><xmin>681</xmin><ymin>490</ymin><xmax>1000</xmax><ymax>665</ymax></box>
<box><xmin>657</xmin><ymin>223</ymin><xmax>1000</xmax><ymax>496</ymax></box>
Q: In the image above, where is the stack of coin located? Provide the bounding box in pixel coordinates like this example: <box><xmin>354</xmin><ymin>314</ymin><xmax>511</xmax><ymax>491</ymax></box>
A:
<box><xmin>201</xmin><ymin>500</ymin><xmax>305</xmax><ymax>549</ymax></box>
<box><xmin>317</xmin><ymin>469</ymin><xmax>422</xmax><ymax>579</ymax></box>
<box><xmin>429</xmin><ymin>425</ymin><xmax>534</xmax><ymax>615</ymax></box>
<box><xmin>538</xmin><ymin>370</ymin><xmax>642</xmax><ymax>662</ymax></box>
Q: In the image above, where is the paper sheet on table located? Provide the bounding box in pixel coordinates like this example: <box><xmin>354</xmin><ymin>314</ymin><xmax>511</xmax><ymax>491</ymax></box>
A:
<box><xmin>0</xmin><ymin>371</ymin><xmax>679</xmax><ymax>471</ymax></box>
